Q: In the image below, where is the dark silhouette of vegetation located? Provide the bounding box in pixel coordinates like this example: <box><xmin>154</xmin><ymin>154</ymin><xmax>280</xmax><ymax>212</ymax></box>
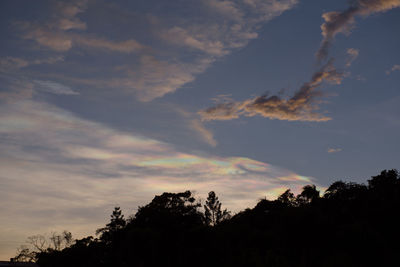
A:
<box><xmin>96</xmin><ymin>207</ymin><xmax>126</xmax><ymax>243</ymax></box>
<box><xmin>15</xmin><ymin>169</ymin><xmax>400</xmax><ymax>267</ymax></box>
<box><xmin>204</xmin><ymin>191</ymin><xmax>231</xmax><ymax>226</ymax></box>
<box><xmin>13</xmin><ymin>231</ymin><xmax>73</xmax><ymax>262</ymax></box>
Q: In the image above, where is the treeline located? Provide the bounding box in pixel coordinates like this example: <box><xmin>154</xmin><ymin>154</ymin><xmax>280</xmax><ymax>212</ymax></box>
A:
<box><xmin>15</xmin><ymin>169</ymin><xmax>400</xmax><ymax>267</ymax></box>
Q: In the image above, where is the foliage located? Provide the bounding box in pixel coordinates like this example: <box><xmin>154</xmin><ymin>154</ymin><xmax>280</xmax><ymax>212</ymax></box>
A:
<box><xmin>204</xmin><ymin>191</ymin><xmax>231</xmax><ymax>226</ymax></box>
<box><xmin>296</xmin><ymin>184</ymin><xmax>320</xmax><ymax>204</ymax></box>
<box><xmin>96</xmin><ymin>206</ymin><xmax>126</xmax><ymax>243</ymax></box>
<box><xmin>18</xmin><ymin>169</ymin><xmax>400</xmax><ymax>267</ymax></box>
<box><xmin>13</xmin><ymin>231</ymin><xmax>73</xmax><ymax>262</ymax></box>
<box><xmin>133</xmin><ymin>190</ymin><xmax>203</xmax><ymax>228</ymax></box>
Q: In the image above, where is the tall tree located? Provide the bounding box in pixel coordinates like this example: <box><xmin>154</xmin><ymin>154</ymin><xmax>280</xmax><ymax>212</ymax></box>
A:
<box><xmin>204</xmin><ymin>191</ymin><xmax>230</xmax><ymax>226</ymax></box>
<box><xmin>96</xmin><ymin>207</ymin><xmax>126</xmax><ymax>242</ymax></box>
<box><xmin>133</xmin><ymin>191</ymin><xmax>203</xmax><ymax>228</ymax></box>
<box><xmin>277</xmin><ymin>189</ymin><xmax>296</xmax><ymax>206</ymax></box>
<box><xmin>297</xmin><ymin>184</ymin><xmax>320</xmax><ymax>204</ymax></box>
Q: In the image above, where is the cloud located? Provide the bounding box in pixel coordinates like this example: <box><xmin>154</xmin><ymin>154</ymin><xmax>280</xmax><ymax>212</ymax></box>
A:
<box><xmin>327</xmin><ymin>148</ymin><xmax>342</xmax><ymax>153</ymax></box>
<box><xmin>346</xmin><ymin>48</ymin><xmax>360</xmax><ymax>67</ymax></box>
<box><xmin>143</xmin><ymin>0</ymin><xmax>298</xmax><ymax>100</ymax></box>
<box><xmin>0</xmin><ymin>56</ymin><xmax>64</xmax><ymax>72</ymax></box>
<box><xmin>199</xmin><ymin>60</ymin><xmax>344</xmax><ymax>122</ymax></box>
<box><xmin>386</xmin><ymin>64</ymin><xmax>400</xmax><ymax>75</ymax></box>
<box><xmin>188</xmin><ymin>119</ymin><xmax>217</xmax><ymax>147</ymax></box>
<box><xmin>161</xmin><ymin>0</ymin><xmax>297</xmax><ymax>57</ymax></box>
<box><xmin>201</xmin><ymin>0</ymin><xmax>398</xmax><ymax>124</ymax></box>
<box><xmin>21</xmin><ymin>26</ymin><xmax>73</xmax><ymax>51</ymax></box>
<box><xmin>0</xmin><ymin>80</ymin><xmax>34</xmax><ymax>103</ymax></box>
<box><xmin>317</xmin><ymin>0</ymin><xmax>400</xmax><ymax>61</ymax></box>
<box><xmin>171</xmin><ymin>107</ymin><xmax>218</xmax><ymax>147</ymax></box>
<box><xmin>9</xmin><ymin>0</ymin><xmax>298</xmax><ymax>102</ymax></box>
<box><xmin>20</xmin><ymin>23</ymin><xmax>146</xmax><ymax>53</ymax></box>
<box><xmin>0</xmin><ymin>98</ymin><xmax>315</xmax><ymax>258</ymax></box>
<box><xmin>0</xmin><ymin>78</ymin><xmax>78</xmax><ymax>104</ymax></box>
<box><xmin>204</xmin><ymin>0</ymin><xmax>245</xmax><ymax>21</ymax></box>
<box><xmin>0</xmin><ymin>57</ymin><xmax>29</xmax><ymax>70</ymax></box>
<box><xmin>17</xmin><ymin>0</ymin><xmax>145</xmax><ymax>53</ymax></box>
<box><xmin>109</xmin><ymin>55</ymin><xmax>214</xmax><ymax>101</ymax></box>
<box><xmin>54</xmin><ymin>0</ymin><xmax>88</xmax><ymax>31</ymax></box>
<box><xmin>34</xmin><ymin>80</ymin><xmax>80</xmax><ymax>95</ymax></box>
<box><xmin>160</xmin><ymin>27</ymin><xmax>228</xmax><ymax>57</ymax></box>
<box><xmin>73</xmin><ymin>36</ymin><xmax>145</xmax><ymax>53</ymax></box>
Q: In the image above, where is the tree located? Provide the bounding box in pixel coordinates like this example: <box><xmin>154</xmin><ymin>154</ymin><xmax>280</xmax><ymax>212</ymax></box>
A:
<box><xmin>133</xmin><ymin>191</ymin><xmax>203</xmax><ymax>228</ymax></box>
<box><xmin>277</xmin><ymin>189</ymin><xmax>296</xmax><ymax>207</ymax></box>
<box><xmin>13</xmin><ymin>231</ymin><xmax>73</xmax><ymax>262</ymax></box>
<box><xmin>297</xmin><ymin>184</ymin><xmax>320</xmax><ymax>204</ymax></box>
<box><xmin>368</xmin><ymin>169</ymin><xmax>399</xmax><ymax>190</ymax></box>
<box><xmin>96</xmin><ymin>207</ymin><xmax>126</xmax><ymax>242</ymax></box>
<box><xmin>324</xmin><ymin>181</ymin><xmax>367</xmax><ymax>200</ymax></box>
<box><xmin>204</xmin><ymin>191</ymin><xmax>231</xmax><ymax>226</ymax></box>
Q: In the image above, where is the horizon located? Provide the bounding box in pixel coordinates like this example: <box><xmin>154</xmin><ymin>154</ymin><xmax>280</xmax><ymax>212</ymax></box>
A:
<box><xmin>1</xmin><ymin>0</ymin><xmax>400</xmax><ymax>260</ymax></box>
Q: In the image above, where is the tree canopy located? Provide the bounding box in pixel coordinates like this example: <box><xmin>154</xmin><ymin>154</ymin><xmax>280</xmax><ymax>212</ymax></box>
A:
<box><xmin>15</xmin><ymin>169</ymin><xmax>400</xmax><ymax>267</ymax></box>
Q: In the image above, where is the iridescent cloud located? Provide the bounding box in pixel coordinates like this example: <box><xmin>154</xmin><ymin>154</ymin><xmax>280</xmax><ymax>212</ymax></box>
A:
<box><xmin>0</xmin><ymin>98</ymin><xmax>316</xmax><ymax>258</ymax></box>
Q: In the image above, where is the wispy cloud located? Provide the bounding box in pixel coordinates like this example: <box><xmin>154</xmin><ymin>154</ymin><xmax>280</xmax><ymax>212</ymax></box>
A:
<box><xmin>136</xmin><ymin>0</ymin><xmax>298</xmax><ymax>100</ymax></box>
<box><xmin>10</xmin><ymin>0</ymin><xmax>298</xmax><ymax>102</ymax></box>
<box><xmin>317</xmin><ymin>0</ymin><xmax>400</xmax><ymax>61</ymax></box>
<box><xmin>199</xmin><ymin>60</ymin><xmax>344</xmax><ymax>122</ymax></box>
<box><xmin>327</xmin><ymin>148</ymin><xmax>342</xmax><ymax>153</ymax></box>
<box><xmin>346</xmin><ymin>48</ymin><xmax>360</xmax><ymax>67</ymax></box>
<box><xmin>0</xmin><ymin>78</ymin><xmax>78</xmax><ymax>104</ymax></box>
<box><xmin>17</xmin><ymin>0</ymin><xmax>146</xmax><ymax>54</ymax></box>
<box><xmin>34</xmin><ymin>80</ymin><xmax>79</xmax><ymax>95</ymax></box>
<box><xmin>54</xmin><ymin>0</ymin><xmax>88</xmax><ymax>31</ymax></box>
<box><xmin>168</xmin><ymin>107</ymin><xmax>218</xmax><ymax>147</ymax></box>
<box><xmin>0</xmin><ymin>0</ymin><xmax>291</xmax><ymax>111</ymax></box>
<box><xmin>0</xmin><ymin>98</ymin><xmax>314</xmax><ymax>257</ymax></box>
<box><xmin>200</xmin><ymin>0</ymin><xmax>400</xmax><ymax>124</ymax></box>
<box><xmin>0</xmin><ymin>56</ymin><xmax>64</xmax><ymax>72</ymax></box>
<box><xmin>386</xmin><ymin>64</ymin><xmax>400</xmax><ymax>75</ymax></box>
<box><xmin>188</xmin><ymin>119</ymin><xmax>217</xmax><ymax>147</ymax></box>
<box><xmin>0</xmin><ymin>79</ymin><xmax>34</xmax><ymax>103</ymax></box>
<box><xmin>108</xmin><ymin>55</ymin><xmax>214</xmax><ymax>101</ymax></box>
<box><xmin>19</xmin><ymin>23</ymin><xmax>146</xmax><ymax>53</ymax></box>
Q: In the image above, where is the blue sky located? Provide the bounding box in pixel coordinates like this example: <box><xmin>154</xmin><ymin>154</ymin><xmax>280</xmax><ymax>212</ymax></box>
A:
<box><xmin>1</xmin><ymin>0</ymin><xmax>400</xmax><ymax>259</ymax></box>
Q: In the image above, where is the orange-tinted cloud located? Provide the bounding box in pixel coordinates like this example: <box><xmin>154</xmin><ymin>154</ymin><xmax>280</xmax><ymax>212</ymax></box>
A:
<box><xmin>327</xmin><ymin>148</ymin><xmax>342</xmax><ymax>153</ymax></box>
<box><xmin>346</xmin><ymin>48</ymin><xmax>360</xmax><ymax>67</ymax></box>
<box><xmin>17</xmin><ymin>0</ymin><xmax>145</xmax><ymax>53</ymax></box>
<box><xmin>386</xmin><ymin>64</ymin><xmax>400</xmax><ymax>75</ymax></box>
<box><xmin>199</xmin><ymin>60</ymin><xmax>344</xmax><ymax>122</ymax></box>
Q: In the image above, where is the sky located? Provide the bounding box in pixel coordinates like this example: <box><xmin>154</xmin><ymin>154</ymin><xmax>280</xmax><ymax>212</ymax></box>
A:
<box><xmin>1</xmin><ymin>0</ymin><xmax>400</xmax><ymax>260</ymax></box>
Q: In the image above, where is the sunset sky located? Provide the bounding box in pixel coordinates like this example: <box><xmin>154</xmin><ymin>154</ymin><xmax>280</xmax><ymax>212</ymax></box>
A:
<box><xmin>1</xmin><ymin>0</ymin><xmax>400</xmax><ymax>260</ymax></box>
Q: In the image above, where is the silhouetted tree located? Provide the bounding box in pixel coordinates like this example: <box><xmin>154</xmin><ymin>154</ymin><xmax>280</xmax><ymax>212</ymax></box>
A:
<box><xmin>297</xmin><ymin>184</ymin><xmax>320</xmax><ymax>204</ymax></box>
<box><xmin>96</xmin><ymin>207</ymin><xmax>126</xmax><ymax>242</ymax></box>
<box><xmin>204</xmin><ymin>191</ymin><xmax>231</xmax><ymax>226</ymax></box>
<box><xmin>30</xmin><ymin>169</ymin><xmax>400</xmax><ymax>267</ymax></box>
<box><xmin>133</xmin><ymin>191</ymin><xmax>203</xmax><ymax>228</ymax></box>
<box><xmin>368</xmin><ymin>169</ymin><xmax>399</xmax><ymax>190</ymax></box>
<box><xmin>277</xmin><ymin>189</ymin><xmax>296</xmax><ymax>206</ymax></box>
<box><xmin>13</xmin><ymin>231</ymin><xmax>73</xmax><ymax>262</ymax></box>
<box><xmin>324</xmin><ymin>181</ymin><xmax>367</xmax><ymax>201</ymax></box>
